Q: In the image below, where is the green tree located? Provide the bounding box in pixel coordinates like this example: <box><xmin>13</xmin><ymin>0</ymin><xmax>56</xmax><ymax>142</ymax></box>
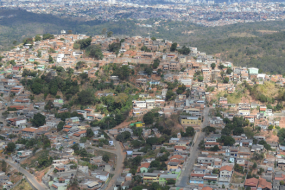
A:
<box><xmin>198</xmin><ymin>76</ymin><xmax>204</xmax><ymax>82</ymax></box>
<box><xmin>170</xmin><ymin>43</ymin><xmax>177</xmax><ymax>52</ymax></box>
<box><xmin>32</xmin><ymin>113</ymin><xmax>46</xmax><ymax>127</ymax></box>
<box><xmin>143</xmin><ymin>112</ymin><xmax>154</xmax><ymax>125</ymax></box>
<box><xmin>166</xmin><ymin>90</ymin><xmax>176</xmax><ymax>101</ymax></box>
<box><xmin>44</xmin><ymin>100</ymin><xmax>54</xmax><ymax>110</ymax></box>
<box><xmin>86</xmin><ymin>45</ymin><xmax>104</xmax><ymax>60</ymax></box>
<box><xmin>31</xmin><ymin>82</ymin><xmax>43</xmax><ymax>95</ymax></box>
<box><xmin>103</xmin><ymin>154</ymin><xmax>110</xmax><ymax>162</ymax></box>
<box><xmin>35</xmin><ymin>35</ymin><xmax>42</xmax><ymax>41</ymax></box>
<box><xmin>217</xmin><ymin>135</ymin><xmax>235</xmax><ymax>146</ymax></box>
<box><xmin>211</xmin><ymin>63</ymin><xmax>216</xmax><ymax>69</ymax></box>
<box><xmin>178</xmin><ymin>46</ymin><xmax>190</xmax><ymax>55</ymax></box>
<box><xmin>151</xmin><ymin>37</ymin><xmax>156</xmax><ymax>41</ymax></box>
<box><xmin>57</xmin><ymin>121</ymin><xmax>65</xmax><ymax>132</ymax></box>
<box><xmin>223</xmin><ymin>77</ymin><xmax>229</xmax><ymax>83</ymax></box>
<box><xmin>210</xmin><ymin>145</ymin><xmax>220</xmax><ymax>151</ymax></box>
<box><xmin>48</xmin><ymin>55</ymin><xmax>53</xmax><ymax>63</ymax></box>
<box><xmin>252</xmin><ymin>162</ymin><xmax>257</xmax><ymax>169</ymax></box>
<box><xmin>43</xmin><ymin>33</ymin><xmax>54</xmax><ymax>40</ymax></box>
<box><xmin>144</xmin><ymin>67</ymin><xmax>153</xmax><ymax>75</ymax></box>
<box><xmin>6</xmin><ymin>142</ymin><xmax>15</xmax><ymax>152</ymax></box>
<box><xmin>86</xmin><ymin>128</ymin><xmax>94</xmax><ymax>138</ymax></box>
<box><xmin>76</xmin><ymin>89</ymin><xmax>95</xmax><ymax>105</ymax></box>
<box><xmin>107</xmin><ymin>31</ymin><xmax>113</xmax><ymax>37</ymax></box>
<box><xmin>153</xmin><ymin>58</ymin><xmax>160</xmax><ymax>69</ymax></box>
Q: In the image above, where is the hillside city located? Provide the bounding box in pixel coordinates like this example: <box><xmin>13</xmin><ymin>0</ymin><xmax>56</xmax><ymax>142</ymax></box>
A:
<box><xmin>0</xmin><ymin>30</ymin><xmax>284</xmax><ymax>190</ymax></box>
<box><xmin>1</xmin><ymin>1</ymin><xmax>285</xmax><ymax>26</ymax></box>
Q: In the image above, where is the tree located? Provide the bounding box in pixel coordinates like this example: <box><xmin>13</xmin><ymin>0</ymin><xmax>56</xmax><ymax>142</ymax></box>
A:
<box><xmin>108</xmin><ymin>43</ymin><xmax>121</xmax><ymax>54</ymax></box>
<box><xmin>32</xmin><ymin>113</ymin><xmax>46</xmax><ymax>127</ymax></box>
<box><xmin>43</xmin><ymin>33</ymin><xmax>54</xmax><ymax>40</ymax></box>
<box><xmin>181</xmin><ymin>127</ymin><xmax>195</xmax><ymax>137</ymax></box>
<box><xmin>35</xmin><ymin>35</ymin><xmax>41</xmax><ymax>41</ymax></box>
<box><xmin>223</xmin><ymin>77</ymin><xmax>229</xmax><ymax>83</ymax></box>
<box><xmin>144</xmin><ymin>67</ymin><xmax>153</xmax><ymax>75</ymax></box>
<box><xmin>45</xmin><ymin>100</ymin><xmax>54</xmax><ymax>110</ymax></box>
<box><xmin>67</xmin><ymin>30</ymin><xmax>72</xmax><ymax>34</ymax></box>
<box><xmin>86</xmin><ymin>128</ymin><xmax>94</xmax><ymax>138</ymax></box>
<box><xmin>151</xmin><ymin>37</ymin><xmax>156</xmax><ymax>41</ymax></box>
<box><xmin>80</xmin><ymin>148</ymin><xmax>88</xmax><ymax>158</ymax></box>
<box><xmin>31</xmin><ymin>82</ymin><xmax>42</xmax><ymax>95</ymax></box>
<box><xmin>6</xmin><ymin>142</ymin><xmax>15</xmax><ymax>152</ymax></box>
<box><xmin>198</xmin><ymin>76</ymin><xmax>204</xmax><ymax>82</ymax></box>
<box><xmin>211</xmin><ymin>63</ymin><xmax>216</xmax><ymax>69</ymax></box>
<box><xmin>268</xmin><ymin>125</ymin><xmax>274</xmax><ymax>130</ymax></box>
<box><xmin>167</xmin><ymin>179</ymin><xmax>176</xmax><ymax>184</ymax></box>
<box><xmin>217</xmin><ymin>135</ymin><xmax>235</xmax><ymax>146</ymax></box>
<box><xmin>113</xmin><ymin>65</ymin><xmax>130</xmax><ymax>80</ymax></box>
<box><xmin>57</xmin><ymin>121</ymin><xmax>65</xmax><ymax>132</ymax></box>
<box><xmin>178</xmin><ymin>46</ymin><xmax>190</xmax><ymax>55</ymax></box>
<box><xmin>107</xmin><ymin>31</ymin><xmax>113</xmax><ymax>37</ymax></box>
<box><xmin>80</xmin><ymin>137</ymin><xmax>87</xmax><ymax>143</ymax></box>
<box><xmin>76</xmin><ymin>61</ymin><xmax>86</xmax><ymax>70</ymax></box>
<box><xmin>176</xmin><ymin>84</ymin><xmax>186</xmax><ymax>94</ymax></box>
<box><xmin>1</xmin><ymin>160</ymin><xmax>6</xmax><ymax>173</ymax></box>
<box><xmin>153</xmin><ymin>58</ymin><xmax>160</xmax><ymax>69</ymax></box>
<box><xmin>166</xmin><ymin>90</ymin><xmax>176</xmax><ymax>101</ymax></box>
<box><xmin>233</xmin><ymin>127</ymin><xmax>244</xmax><ymax>135</ymax></box>
<box><xmin>252</xmin><ymin>162</ymin><xmax>257</xmax><ymax>169</ymax></box>
<box><xmin>170</xmin><ymin>43</ymin><xmax>177</xmax><ymax>52</ymax></box>
<box><xmin>48</xmin><ymin>55</ymin><xmax>53</xmax><ymax>63</ymax></box>
<box><xmin>226</xmin><ymin>68</ymin><xmax>233</xmax><ymax>74</ymax></box>
<box><xmin>103</xmin><ymin>154</ymin><xmax>110</xmax><ymax>162</ymax></box>
<box><xmin>210</xmin><ymin>145</ymin><xmax>220</xmax><ymax>151</ymax></box>
<box><xmin>76</xmin><ymin>89</ymin><xmax>95</xmax><ymax>105</ymax></box>
<box><xmin>150</xmin><ymin>160</ymin><xmax>160</xmax><ymax>167</ymax></box>
<box><xmin>143</xmin><ymin>112</ymin><xmax>154</xmax><ymax>125</ymax></box>
<box><xmin>86</xmin><ymin>45</ymin><xmax>103</xmax><ymax>60</ymax></box>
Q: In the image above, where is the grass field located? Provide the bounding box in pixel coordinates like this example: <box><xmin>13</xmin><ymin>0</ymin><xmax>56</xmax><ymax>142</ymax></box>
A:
<box><xmin>12</xmin><ymin>179</ymin><xmax>33</xmax><ymax>190</ymax></box>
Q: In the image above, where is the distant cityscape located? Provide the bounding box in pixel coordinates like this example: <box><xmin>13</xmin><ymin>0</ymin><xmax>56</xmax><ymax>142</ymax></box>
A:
<box><xmin>1</xmin><ymin>0</ymin><xmax>285</xmax><ymax>27</ymax></box>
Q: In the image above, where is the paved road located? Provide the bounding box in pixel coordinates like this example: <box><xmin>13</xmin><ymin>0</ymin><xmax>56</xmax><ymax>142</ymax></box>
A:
<box><xmin>176</xmin><ymin>107</ymin><xmax>210</xmax><ymax>187</ymax></box>
<box><xmin>2</xmin><ymin>159</ymin><xmax>48</xmax><ymax>190</ymax></box>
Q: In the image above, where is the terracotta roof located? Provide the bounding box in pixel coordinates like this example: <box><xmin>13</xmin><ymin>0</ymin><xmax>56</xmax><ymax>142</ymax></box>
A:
<box><xmin>77</xmin><ymin>130</ymin><xmax>86</xmax><ymax>134</ymax></box>
<box><xmin>174</xmin><ymin>146</ymin><xmax>186</xmax><ymax>150</ymax></box>
<box><xmin>52</xmin><ymin>184</ymin><xmax>58</xmax><ymax>188</ymax></box>
<box><xmin>245</xmin><ymin>178</ymin><xmax>259</xmax><ymax>187</ymax></box>
<box><xmin>64</xmin><ymin>125</ymin><xmax>72</xmax><ymax>128</ymax></box>
<box><xmin>202</xmin><ymin>187</ymin><xmax>213</xmax><ymax>190</ymax></box>
<box><xmin>258</xmin><ymin>178</ymin><xmax>272</xmax><ymax>189</ymax></box>
<box><xmin>22</xmin><ymin>128</ymin><xmax>37</xmax><ymax>132</ymax></box>
<box><xmin>191</xmin><ymin>173</ymin><xmax>205</xmax><ymax>177</ymax></box>
<box><xmin>220</xmin><ymin>165</ymin><xmax>233</xmax><ymax>172</ymax></box>
<box><xmin>63</xmin><ymin>129</ymin><xmax>70</xmax><ymax>132</ymax></box>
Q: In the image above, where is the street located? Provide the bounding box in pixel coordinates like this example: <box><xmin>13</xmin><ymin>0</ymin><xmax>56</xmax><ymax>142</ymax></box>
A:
<box><xmin>2</xmin><ymin>159</ymin><xmax>48</xmax><ymax>190</ymax></box>
<box><xmin>175</xmin><ymin>107</ymin><xmax>210</xmax><ymax>187</ymax></box>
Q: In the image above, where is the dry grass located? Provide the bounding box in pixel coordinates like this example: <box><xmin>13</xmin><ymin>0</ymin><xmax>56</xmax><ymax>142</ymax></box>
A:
<box><xmin>256</xmin><ymin>82</ymin><xmax>279</xmax><ymax>97</ymax></box>
<box><xmin>215</xmin><ymin>85</ymin><xmax>246</xmax><ymax>104</ymax></box>
<box><xmin>12</xmin><ymin>179</ymin><xmax>33</xmax><ymax>190</ymax></box>
<box><xmin>229</xmin><ymin>32</ymin><xmax>257</xmax><ymax>38</ymax></box>
<box><xmin>257</xmin><ymin>30</ymin><xmax>278</xmax><ymax>34</ymax></box>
